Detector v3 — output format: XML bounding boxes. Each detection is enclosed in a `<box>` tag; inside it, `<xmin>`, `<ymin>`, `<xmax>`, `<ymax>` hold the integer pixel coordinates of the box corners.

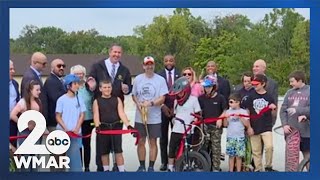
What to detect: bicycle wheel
<box><xmin>298</xmin><ymin>157</ymin><xmax>310</xmax><ymax>172</ymax></box>
<box><xmin>198</xmin><ymin>149</ymin><xmax>211</xmax><ymax>168</ymax></box>
<box><xmin>175</xmin><ymin>151</ymin><xmax>210</xmax><ymax>172</ymax></box>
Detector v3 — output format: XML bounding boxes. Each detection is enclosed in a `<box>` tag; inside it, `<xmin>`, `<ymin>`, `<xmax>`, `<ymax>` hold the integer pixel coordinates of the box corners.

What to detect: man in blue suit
<box><xmin>9</xmin><ymin>60</ymin><xmax>20</xmax><ymax>148</ymax></box>
<box><xmin>20</xmin><ymin>52</ymin><xmax>47</xmax><ymax>97</ymax></box>
<box><xmin>20</xmin><ymin>52</ymin><xmax>47</xmax><ymax>116</ymax></box>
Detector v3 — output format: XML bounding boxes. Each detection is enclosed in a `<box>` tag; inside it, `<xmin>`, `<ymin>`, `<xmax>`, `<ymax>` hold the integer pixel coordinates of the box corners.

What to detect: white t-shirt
<box><xmin>132</xmin><ymin>73</ymin><xmax>168</xmax><ymax>124</ymax></box>
<box><xmin>226</xmin><ymin>108</ymin><xmax>249</xmax><ymax>138</ymax></box>
<box><xmin>56</xmin><ymin>94</ymin><xmax>86</xmax><ymax>132</ymax></box>
<box><xmin>173</xmin><ymin>96</ymin><xmax>201</xmax><ymax>134</ymax></box>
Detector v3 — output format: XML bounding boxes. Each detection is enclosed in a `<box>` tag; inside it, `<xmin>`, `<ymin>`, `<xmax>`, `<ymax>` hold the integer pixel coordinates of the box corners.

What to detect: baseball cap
<box><xmin>251</xmin><ymin>74</ymin><xmax>268</xmax><ymax>85</ymax></box>
<box><xmin>143</xmin><ymin>56</ymin><xmax>155</xmax><ymax>65</ymax></box>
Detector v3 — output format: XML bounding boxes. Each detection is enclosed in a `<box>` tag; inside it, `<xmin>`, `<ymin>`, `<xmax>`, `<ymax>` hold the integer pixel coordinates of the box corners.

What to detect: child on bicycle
<box><xmin>223</xmin><ymin>93</ymin><xmax>254</xmax><ymax>172</ymax></box>
<box><xmin>280</xmin><ymin>71</ymin><xmax>310</xmax><ymax>171</ymax></box>
<box><xmin>93</xmin><ymin>80</ymin><xmax>133</xmax><ymax>172</ymax></box>
<box><xmin>167</xmin><ymin>76</ymin><xmax>201</xmax><ymax>172</ymax></box>
<box><xmin>198</xmin><ymin>75</ymin><xmax>227</xmax><ymax>172</ymax></box>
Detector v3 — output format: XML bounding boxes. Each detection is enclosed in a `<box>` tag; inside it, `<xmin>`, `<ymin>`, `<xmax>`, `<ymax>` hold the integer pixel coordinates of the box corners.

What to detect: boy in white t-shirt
<box><xmin>167</xmin><ymin>76</ymin><xmax>201</xmax><ymax>172</ymax></box>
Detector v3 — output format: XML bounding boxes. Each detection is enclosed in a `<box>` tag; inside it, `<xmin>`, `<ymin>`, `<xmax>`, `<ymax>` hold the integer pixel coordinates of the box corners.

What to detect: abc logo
<box><xmin>45</xmin><ymin>130</ymin><xmax>70</xmax><ymax>155</ymax></box>
<box><xmin>48</xmin><ymin>137</ymin><xmax>69</xmax><ymax>146</ymax></box>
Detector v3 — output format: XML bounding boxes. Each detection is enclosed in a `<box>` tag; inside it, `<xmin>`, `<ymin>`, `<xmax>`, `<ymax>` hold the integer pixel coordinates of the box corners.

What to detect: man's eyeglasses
<box><xmin>57</xmin><ymin>64</ymin><xmax>66</xmax><ymax>68</ymax></box>
<box><xmin>183</xmin><ymin>73</ymin><xmax>192</xmax><ymax>76</ymax></box>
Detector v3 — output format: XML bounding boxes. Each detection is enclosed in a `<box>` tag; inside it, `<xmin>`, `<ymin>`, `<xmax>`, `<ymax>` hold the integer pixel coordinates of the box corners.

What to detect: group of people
<box><xmin>9</xmin><ymin>44</ymin><xmax>310</xmax><ymax>172</ymax></box>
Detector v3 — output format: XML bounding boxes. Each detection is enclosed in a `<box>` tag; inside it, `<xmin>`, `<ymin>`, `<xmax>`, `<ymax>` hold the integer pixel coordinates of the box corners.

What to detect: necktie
<box><xmin>111</xmin><ymin>64</ymin><xmax>116</xmax><ymax>82</ymax></box>
<box><xmin>168</xmin><ymin>71</ymin><xmax>173</xmax><ymax>90</ymax></box>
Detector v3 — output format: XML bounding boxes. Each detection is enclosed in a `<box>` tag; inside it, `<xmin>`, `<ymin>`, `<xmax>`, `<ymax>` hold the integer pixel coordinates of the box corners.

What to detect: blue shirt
<box><xmin>30</xmin><ymin>66</ymin><xmax>42</xmax><ymax>80</ymax></box>
<box><xmin>9</xmin><ymin>81</ymin><xmax>17</xmax><ymax>113</ymax></box>
<box><xmin>56</xmin><ymin>94</ymin><xmax>86</xmax><ymax>132</ymax></box>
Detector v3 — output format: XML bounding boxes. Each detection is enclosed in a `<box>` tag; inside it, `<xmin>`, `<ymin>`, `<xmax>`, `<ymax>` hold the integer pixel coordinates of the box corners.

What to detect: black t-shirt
<box><xmin>238</xmin><ymin>87</ymin><xmax>255</xmax><ymax>108</ymax></box>
<box><xmin>242</xmin><ymin>91</ymin><xmax>275</xmax><ymax>135</ymax></box>
<box><xmin>198</xmin><ymin>93</ymin><xmax>227</xmax><ymax>127</ymax></box>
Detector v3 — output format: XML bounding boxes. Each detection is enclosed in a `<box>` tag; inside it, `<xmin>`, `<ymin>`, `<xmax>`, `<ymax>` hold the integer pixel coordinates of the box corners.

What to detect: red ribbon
<box><xmin>10</xmin><ymin>130</ymin><xmax>140</xmax><ymax>145</ymax></box>
<box><xmin>95</xmin><ymin>129</ymin><xmax>140</xmax><ymax>145</ymax></box>
<box><xmin>9</xmin><ymin>133</ymin><xmax>49</xmax><ymax>141</ymax></box>
<box><xmin>176</xmin><ymin>107</ymin><xmax>272</xmax><ymax>159</ymax></box>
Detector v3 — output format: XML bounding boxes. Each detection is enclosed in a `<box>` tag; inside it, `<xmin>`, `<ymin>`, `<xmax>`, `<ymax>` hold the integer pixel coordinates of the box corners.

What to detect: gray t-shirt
<box><xmin>226</xmin><ymin>108</ymin><xmax>249</xmax><ymax>138</ymax></box>
<box><xmin>280</xmin><ymin>85</ymin><xmax>310</xmax><ymax>138</ymax></box>
<box><xmin>132</xmin><ymin>73</ymin><xmax>168</xmax><ymax>124</ymax></box>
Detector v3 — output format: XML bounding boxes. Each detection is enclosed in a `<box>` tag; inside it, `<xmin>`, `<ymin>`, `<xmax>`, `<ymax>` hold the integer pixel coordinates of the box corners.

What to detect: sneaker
<box><xmin>137</xmin><ymin>166</ymin><xmax>146</xmax><ymax>172</ymax></box>
<box><xmin>85</xmin><ymin>168</ymin><xmax>90</xmax><ymax>172</ymax></box>
<box><xmin>212</xmin><ymin>168</ymin><xmax>221</xmax><ymax>172</ymax></box>
<box><xmin>160</xmin><ymin>164</ymin><xmax>167</xmax><ymax>171</ymax></box>
<box><xmin>167</xmin><ymin>169</ymin><xmax>174</xmax><ymax>172</ymax></box>
<box><xmin>147</xmin><ymin>167</ymin><xmax>155</xmax><ymax>172</ymax></box>
<box><xmin>104</xmin><ymin>170</ymin><xmax>110</xmax><ymax>172</ymax></box>
<box><xmin>265</xmin><ymin>167</ymin><xmax>277</xmax><ymax>172</ymax></box>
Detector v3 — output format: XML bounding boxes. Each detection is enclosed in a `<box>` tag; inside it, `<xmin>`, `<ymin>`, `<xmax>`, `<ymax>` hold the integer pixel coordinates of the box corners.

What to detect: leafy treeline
<box><xmin>10</xmin><ymin>8</ymin><xmax>309</xmax><ymax>95</ymax></box>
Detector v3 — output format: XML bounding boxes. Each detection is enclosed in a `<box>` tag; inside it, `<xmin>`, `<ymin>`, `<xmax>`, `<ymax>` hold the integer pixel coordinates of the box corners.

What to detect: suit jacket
<box><xmin>157</xmin><ymin>68</ymin><xmax>180</xmax><ymax>108</ymax></box>
<box><xmin>89</xmin><ymin>58</ymin><xmax>132</xmax><ymax>102</ymax></box>
<box><xmin>12</xmin><ymin>79</ymin><xmax>20</xmax><ymax>103</ymax></box>
<box><xmin>20</xmin><ymin>67</ymin><xmax>45</xmax><ymax>116</ymax></box>
<box><xmin>43</xmin><ymin>73</ymin><xmax>67</xmax><ymax>127</ymax></box>
<box><xmin>266</xmin><ymin>76</ymin><xmax>279</xmax><ymax>105</ymax></box>
<box><xmin>21</xmin><ymin>67</ymin><xmax>43</xmax><ymax>97</ymax></box>
<box><xmin>217</xmin><ymin>75</ymin><xmax>231</xmax><ymax>103</ymax></box>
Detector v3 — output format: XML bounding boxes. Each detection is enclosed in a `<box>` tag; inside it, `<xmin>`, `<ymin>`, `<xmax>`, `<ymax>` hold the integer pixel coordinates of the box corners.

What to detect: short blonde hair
<box><xmin>70</xmin><ymin>64</ymin><xmax>86</xmax><ymax>76</ymax></box>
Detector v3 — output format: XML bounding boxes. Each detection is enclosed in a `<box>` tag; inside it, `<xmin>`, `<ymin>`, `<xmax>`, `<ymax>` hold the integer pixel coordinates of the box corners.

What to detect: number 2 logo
<box><xmin>14</xmin><ymin>110</ymin><xmax>50</xmax><ymax>155</ymax></box>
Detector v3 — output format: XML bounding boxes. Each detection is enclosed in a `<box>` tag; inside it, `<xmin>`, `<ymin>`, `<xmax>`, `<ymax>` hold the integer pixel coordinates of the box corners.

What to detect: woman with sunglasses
<box><xmin>181</xmin><ymin>67</ymin><xmax>203</xmax><ymax>97</ymax></box>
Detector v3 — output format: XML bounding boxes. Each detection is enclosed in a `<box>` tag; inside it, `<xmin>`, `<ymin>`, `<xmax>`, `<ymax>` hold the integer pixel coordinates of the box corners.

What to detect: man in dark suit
<box><xmin>9</xmin><ymin>60</ymin><xmax>20</xmax><ymax>148</ymax></box>
<box><xmin>21</xmin><ymin>52</ymin><xmax>47</xmax><ymax>97</ymax></box>
<box><xmin>88</xmin><ymin>44</ymin><xmax>132</xmax><ymax>171</ymax></box>
<box><xmin>43</xmin><ymin>59</ymin><xmax>66</xmax><ymax>131</ymax></box>
<box><xmin>89</xmin><ymin>44</ymin><xmax>132</xmax><ymax>101</ymax></box>
<box><xmin>205</xmin><ymin>61</ymin><xmax>231</xmax><ymax>103</ymax></box>
<box><xmin>157</xmin><ymin>55</ymin><xmax>180</xmax><ymax>171</ymax></box>
<box><xmin>253</xmin><ymin>59</ymin><xmax>279</xmax><ymax>126</ymax></box>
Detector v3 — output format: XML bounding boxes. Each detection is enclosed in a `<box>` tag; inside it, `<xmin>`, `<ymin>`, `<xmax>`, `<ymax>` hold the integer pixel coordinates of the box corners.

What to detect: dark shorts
<box><xmin>134</xmin><ymin>122</ymin><xmax>162</xmax><ymax>138</ymax></box>
<box><xmin>300</xmin><ymin>137</ymin><xmax>310</xmax><ymax>152</ymax></box>
<box><xmin>96</xmin><ymin>124</ymin><xmax>123</xmax><ymax>155</ymax></box>
<box><xmin>168</xmin><ymin>132</ymin><xmax>183</xmax><ymax>158</ymax></box>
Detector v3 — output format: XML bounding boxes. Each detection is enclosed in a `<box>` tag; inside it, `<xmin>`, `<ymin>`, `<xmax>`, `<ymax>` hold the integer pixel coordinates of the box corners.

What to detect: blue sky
<box><xmin>10</xmin><ymin>8</ymin><xmax>310</xmax><ymax>39</ymax></box>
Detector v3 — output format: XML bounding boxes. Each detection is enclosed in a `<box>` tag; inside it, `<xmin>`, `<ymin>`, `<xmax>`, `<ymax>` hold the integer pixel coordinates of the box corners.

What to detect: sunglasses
<box><xmin>229</xmin><ymin>100</ymin><xmax>238</xmax><ymax>104</ymax></box>
<box><xmin>183</xmin><ymin>73</ymin><xmax>192</xmax><ymax>76</ymax></box>
<box><xmin>57</xmin><ymin>64</ymin><xmax>66</xmax><ymax>68</ymax></box>
<box><xmin>37</xmin><ymin>62</ymin><xmax>47</xmax><ymax>66</ymax></box>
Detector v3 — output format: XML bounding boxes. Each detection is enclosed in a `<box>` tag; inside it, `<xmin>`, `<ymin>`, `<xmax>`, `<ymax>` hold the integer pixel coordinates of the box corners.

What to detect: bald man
<box><xmin>252</xmin><ymin>59</ymin><xmax>279</xmax><ymax>126</ymax></box>
<box><xmin>20</xmin><ymin>52</ymin><xmax>47</xmax><ymax>97</ymax></box>
<box><xmin>42</xmin><ymin>59</ymin><xmax>67</xmax><ymax>129</ymax></box>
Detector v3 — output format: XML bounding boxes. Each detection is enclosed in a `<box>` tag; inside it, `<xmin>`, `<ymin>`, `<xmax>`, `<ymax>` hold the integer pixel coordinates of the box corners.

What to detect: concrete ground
<box><xmin>84</xmin><ymin>96</ymin><xmax>304</xmax><ymax>172</ymax></box>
